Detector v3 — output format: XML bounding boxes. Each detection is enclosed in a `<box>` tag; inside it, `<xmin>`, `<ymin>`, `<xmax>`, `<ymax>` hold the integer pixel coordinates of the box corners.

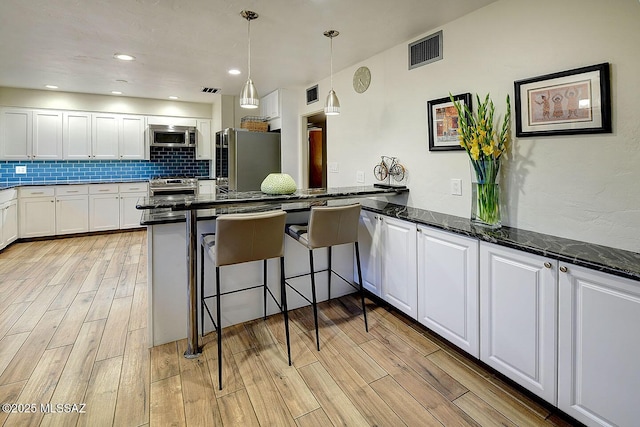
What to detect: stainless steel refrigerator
<box><xmin>214</xmin><ymin>128</ymin><xmax>281</xmax><ymax>192</ymax></box>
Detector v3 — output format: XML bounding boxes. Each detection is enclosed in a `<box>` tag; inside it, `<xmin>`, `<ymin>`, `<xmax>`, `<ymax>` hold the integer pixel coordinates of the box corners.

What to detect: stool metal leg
<box><xmin>263</xmin><ymin>260</ymin><xmax>268</xmax><ymax>320</ymax></box>
<box><xmin>200</xmin><ymin>244</ymin><xmax>204</xmax><ymax>337</ymax></box>
<box><xmin>327</xmin><ymin>246</ymin><xmax>332</xmax><ymax>301</ymax></box>
<box><xmin>355</xmin><ymin>242</ymin><xmax>368</xmax><ymax>332</ymax></box>
<box><xmin>216</xmin><ymin>266</ymin><xmax>223</xmax><ymax>390</ymax></box>
<box><xmin>280</xmin><ymin>256</ymin><xmax>292</xmax><ymax>366</ymax></box>
<box><xmin>309</xmin><ymin>249</ymin><xmax>320</xmax><ymax>351</ymax></box>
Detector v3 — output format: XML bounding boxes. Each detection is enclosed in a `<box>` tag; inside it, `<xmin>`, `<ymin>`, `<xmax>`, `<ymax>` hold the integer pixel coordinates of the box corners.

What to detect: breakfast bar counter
<box><xmin>136</xmin><ymin>186</ymin><xmax>408</xmax><ymax>355</ymax></box>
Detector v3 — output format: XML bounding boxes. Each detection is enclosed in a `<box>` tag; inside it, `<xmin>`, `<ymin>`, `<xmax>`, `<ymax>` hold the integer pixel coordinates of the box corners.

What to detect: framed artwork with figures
<box><xmin>514</xmin><ymin>63</ymin><xmax>611</xmax><ymax>137</ymax></box>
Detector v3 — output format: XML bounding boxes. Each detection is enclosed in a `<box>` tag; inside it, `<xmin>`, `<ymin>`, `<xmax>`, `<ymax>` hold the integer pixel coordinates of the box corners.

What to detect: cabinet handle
<box><xmin>31</xmin><ymin>191</ymin><xmax>44</xmax><ymax>195</ymax></box>
<box><xmin>98</xmin><ymin>189</ymin><xmax>110</xmax><ymax>192</ymax></box>
<box><xmin>544</xmin><ymin>262</ymin><xmax>552</xmax><ymax>269</ymax></box>
<box><xmin>67</xmin><ymin>190</ymin><xmax>79</xmax><ymax>193</ymax></box>
<box><xmin>559</xmin><ymin>266</ymin><xmax>568</xmax><ymax>273</ymax></box>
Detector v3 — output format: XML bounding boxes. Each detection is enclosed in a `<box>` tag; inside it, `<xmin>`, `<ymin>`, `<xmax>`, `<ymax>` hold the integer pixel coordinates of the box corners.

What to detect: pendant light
<box><xmin>324</xmin><ymin>30</ymin><xmax>340</xmax><ymax>116</ymax></box>
<box><xmin>239</xmin><ymin>10</ymin><xmax>259</xmax><ymax>109</ymax></box>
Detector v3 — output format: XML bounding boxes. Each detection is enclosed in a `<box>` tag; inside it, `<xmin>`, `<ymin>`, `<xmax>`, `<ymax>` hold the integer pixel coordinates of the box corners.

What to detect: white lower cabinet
<box><xmin>355</xmin><ymin>210</ymin><xmax>383</xmax><ymax>297</ymax></box>
<box><xmin>355</xmin><ymin>213</ymin><xmax>418</xmax><ymax>318</ymax></box>
<box><xmin>89</xmin><ymin>183</ymin><xmax>147</xmax><ymax>231</ymax></box>
<box><xmin>89</xmin><ymin>185</ymin><xmax>120</xmax><ymax>231</ymax></box>
<box><xmin>417</xmin><ymin>226</ymin><xmax>479</xmax><ymax>357</ymax></box>
<box><xmin>558</xmin><ymin>264</ymin><xmax>640</xmax><ymax>427</ymax></box>
<box><xmin>119</xmin><ymin>183</ymin><xmax>147</xmax><ymax>229</ymax></box>
<box><xmin>1</xmin><ymin>190</ymin><xmax>18</xmax><ymax>250</ymax></box>
<box><xmin>19</xmin><ymin>187</ymin><xmax>56</xmax><ymax>238</ymax></box>
<box><xmin>480</xmin><ymin>242</ymin><xmax>558</xmax><ymax>404</ymax></box>
<box><xmin>55</xmin><ymin>186</ymin><xmax>89</xmax><ymax>235</ymax></box>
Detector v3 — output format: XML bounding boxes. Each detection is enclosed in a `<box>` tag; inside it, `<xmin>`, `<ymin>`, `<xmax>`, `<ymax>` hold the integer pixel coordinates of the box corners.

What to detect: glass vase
<box><xmin>470</xmin><ymin>160</ymin><xmax>501</xmax><ymax>229</ymax></box>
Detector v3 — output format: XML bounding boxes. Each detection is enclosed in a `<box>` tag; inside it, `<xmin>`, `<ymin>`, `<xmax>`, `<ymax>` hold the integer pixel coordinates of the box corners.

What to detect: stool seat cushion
<box><xmin>286</xmin><ymin>224</ymin><xmax>309</xmax><ymax>247</ymax></box>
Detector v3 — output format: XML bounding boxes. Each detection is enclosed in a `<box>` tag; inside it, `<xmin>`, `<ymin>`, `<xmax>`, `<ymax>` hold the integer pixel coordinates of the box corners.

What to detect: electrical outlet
<box><xmin>15</xmin><ymin>165</ymin><xmax>27</xmax><ymax>174</ymax></box>
<box><xmin>356</xmin><ymin>171</ymin><xmax>365</xmax><ymax>183</ymax></box>
<box><xmin>329</xmin><ymin>162</ymin><xmax>339</xmax><ymax>173</ymax></box>
<box><xmin>451</xmin><ymin>178</ymin><xmax>462</xmax><ymax>196</ymax></box>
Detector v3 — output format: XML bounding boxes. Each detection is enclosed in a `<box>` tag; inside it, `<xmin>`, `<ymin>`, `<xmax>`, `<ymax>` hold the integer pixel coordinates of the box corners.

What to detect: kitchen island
<box><xmin>136</xmin><ymin>186</ymin><xmax>408</xmax><ymax>355</ymax></box>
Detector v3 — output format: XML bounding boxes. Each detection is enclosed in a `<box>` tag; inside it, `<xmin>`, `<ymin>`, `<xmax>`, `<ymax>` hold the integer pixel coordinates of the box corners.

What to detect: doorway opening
<box><xmin>306</xmin><ymin>113</ymin><xmax>327</xmax><ymax>189</ymax></box>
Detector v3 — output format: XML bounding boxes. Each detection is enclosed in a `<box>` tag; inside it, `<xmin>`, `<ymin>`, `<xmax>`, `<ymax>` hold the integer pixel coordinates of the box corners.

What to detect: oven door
<box><xmin>149</xmin><ymin>187</ymin><xmax>197</xmax><ymax>198</ymax></box>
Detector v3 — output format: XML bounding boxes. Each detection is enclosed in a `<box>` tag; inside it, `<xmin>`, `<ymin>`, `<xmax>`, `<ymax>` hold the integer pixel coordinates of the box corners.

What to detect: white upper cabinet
<box><xmin>260</xmin><ymin>90</ymin><xmax>280</xmax><ymax>120</ymax></box>
<box><xmin>119</xmin><ymin>115</ymin><xmax>146</xmax><ymax>160</ymax></box>
<box><xmin>196</xmin><ymin>119</ymin><xmax>212</xmax><ymax>160</ymax></box>
<box><xmin>63</xmin><ymin>111</ymin><xmax>92</xmax><ymax>159</ymax></box>
<box><xmin>92</xmin><ymin>114</ymin><xmax>120</xmax><ymax>160</ymax></box>
<box><xmin>1</xmin><ymin>108</ymin><xmax>63</xmax><ymax>160</ymax></box>
<box><xmin>32</xmin><ymin>110</ymin><xmax>63</xmax><ymax>159</ymax></box>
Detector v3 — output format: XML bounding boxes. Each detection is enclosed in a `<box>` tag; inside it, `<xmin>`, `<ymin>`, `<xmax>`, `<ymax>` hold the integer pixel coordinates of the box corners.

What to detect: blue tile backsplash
<box><xmin>0</xmin><ymin>147</ymin><xmax>210</xmax><ymax>185</ymax></box>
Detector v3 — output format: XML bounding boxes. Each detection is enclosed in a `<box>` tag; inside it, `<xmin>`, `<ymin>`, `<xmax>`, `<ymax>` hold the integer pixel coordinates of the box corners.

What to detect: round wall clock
<box><xmin>353</xmin><ymin>66</ymin><xmax>371</xmax><ymax>93</ymax></box>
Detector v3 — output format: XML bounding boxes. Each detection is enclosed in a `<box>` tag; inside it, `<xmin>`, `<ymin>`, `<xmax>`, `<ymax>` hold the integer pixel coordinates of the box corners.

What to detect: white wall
<box><xmin>0</xmin><ymin>87</ymin><xmax>214</xmax><ymax>118</ymax></box>
<box><xmin>297</xmin><ymin>0</ymin><xmax>640</xmax><ymax>253</ymax></box>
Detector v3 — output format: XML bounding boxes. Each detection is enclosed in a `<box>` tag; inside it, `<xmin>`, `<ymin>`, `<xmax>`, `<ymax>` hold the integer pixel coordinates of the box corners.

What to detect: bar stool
<box><xmin>285</xmin><ymin>203</ymin><xmax>368</xmax><ymax>351</ymax></box>
<box><xmin>200</xmin><ymin>210</ymin><xmax>291</xmax><ymax>390</ymax></box>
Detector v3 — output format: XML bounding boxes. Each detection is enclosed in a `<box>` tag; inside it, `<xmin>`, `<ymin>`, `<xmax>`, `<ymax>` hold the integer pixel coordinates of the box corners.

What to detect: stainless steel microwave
<box><xmin>149</xmin><ymin>124</ymin><xmax>197</xmax><ymax>147</ymax></box>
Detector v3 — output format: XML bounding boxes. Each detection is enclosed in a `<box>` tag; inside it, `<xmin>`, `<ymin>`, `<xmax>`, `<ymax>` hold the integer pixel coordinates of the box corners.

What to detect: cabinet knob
<box><xmin>559</xmin><ymin>265</ymin><xmax>568</xmax><ymax>273</ymax></box>
<box><xmin>544</xmin><ymin>262</ymin><xmax>552</xmax><ymax>269</ymax></box>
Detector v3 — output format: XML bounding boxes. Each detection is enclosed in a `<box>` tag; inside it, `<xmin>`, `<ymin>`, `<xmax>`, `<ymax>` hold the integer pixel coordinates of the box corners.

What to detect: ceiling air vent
<box><xmin>201</xmin><ymin>87</ymin><xmax>221</xmax><ymax>94</ymax></box>
<box><xmin>408</xmin><ymin>30</ymin><xmax>443</xmax><ymax>70</ymax></box>
<box><xmin>306</xmin><ymin>85</ymin><xmax>319</xmax><ymax>104</ymax></box>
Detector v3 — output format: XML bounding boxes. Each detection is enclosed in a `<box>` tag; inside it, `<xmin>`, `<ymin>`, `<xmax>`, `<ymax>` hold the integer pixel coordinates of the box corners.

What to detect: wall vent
<box><xmin>408</xmin><ymin>30</ymin><xmax>443</xmax><ymax>70</ymax></box>
<box><xmin>201</xmin><ymin>87</ymin><xmax>221</xmax><ymax>94</ymax></box>
<box><xmin>306</xmin><ymin>85</ymin><xmax>319</xmax><ymax>104</ymax></box>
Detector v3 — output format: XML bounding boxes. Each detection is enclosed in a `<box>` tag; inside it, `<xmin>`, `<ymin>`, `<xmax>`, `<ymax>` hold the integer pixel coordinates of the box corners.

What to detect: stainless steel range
<box><xmin>148</xmin><ymin>177</ymin><xmax>198</xmax><ymax>198</ymax></box>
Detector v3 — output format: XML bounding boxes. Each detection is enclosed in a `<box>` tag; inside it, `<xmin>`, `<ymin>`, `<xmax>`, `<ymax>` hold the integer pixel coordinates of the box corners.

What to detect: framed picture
<box><xmin>514</xmin><ymin>63</ymin><xmax>611</xmax><ymax>137</ymax></box>
<box><xmin>427</xmin><ymin>93</ymin><xmax>471</xmax><ymax>151</ymax></box>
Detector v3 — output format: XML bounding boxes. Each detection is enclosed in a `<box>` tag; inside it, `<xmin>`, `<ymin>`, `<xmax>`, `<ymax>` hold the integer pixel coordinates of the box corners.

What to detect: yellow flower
<box><xmin>470</xmin><ymin>144</ymin><xmax>480</xmax><ymax>160</ymax></box>
<box><xmin>482</xmin><ymin>143</ymin><xmax>494</xmax><ymax>157</ymax></box>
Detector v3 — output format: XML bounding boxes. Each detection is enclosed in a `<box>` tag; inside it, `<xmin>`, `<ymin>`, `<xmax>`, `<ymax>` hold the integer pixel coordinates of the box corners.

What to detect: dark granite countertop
<box><xmin>359</xmin><ymin>199</ymin><xmax>640</xmax><ymax>282</ymax></box>
<box><xmin>0</xmin><ymin>179</ymin><xmax>148</xmax><ymax>190</ymax></box>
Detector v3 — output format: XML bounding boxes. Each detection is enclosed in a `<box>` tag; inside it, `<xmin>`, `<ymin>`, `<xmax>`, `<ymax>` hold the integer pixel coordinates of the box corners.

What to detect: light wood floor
<box><xmin>0</xmin><ymin>231</ymin><xmax>577</xmax><ymax>427</ymax></box>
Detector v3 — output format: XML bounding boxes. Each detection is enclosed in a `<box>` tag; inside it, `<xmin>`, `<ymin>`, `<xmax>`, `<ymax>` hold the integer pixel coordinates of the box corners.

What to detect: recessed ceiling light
<box><xmin>228</xmin><ymin>69</ymin><xmax>241</xmax><ymax>75</ymax></box>
<box><xmin>111</xmin><ymin>91</ymin><xmax>123</xmax><ymax>95</ymax></box>
<box><xmin>45</xmin><ymin>85</ymin><xmax>58</xmax><ymax>89</ymax></box>
<box><xmin>113</xmin><ymin>53</ymin><xmax>136</xmax><ymax>61</ymax></box>
<box><xmin>168</xmin><ymin>96</ymin><xmax>179</xmax><ymax>100</ymax></box>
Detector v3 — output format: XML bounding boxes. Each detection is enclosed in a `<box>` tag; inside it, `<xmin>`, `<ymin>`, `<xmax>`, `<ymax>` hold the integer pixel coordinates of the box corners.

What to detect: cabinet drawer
<box><xmin>0</xmin><ymin>188</ymin><xmax>18</xmax><ymax>204</ymax></box>
<box><xmin>119</xmin><ymin>182</ymin><xmax>148</xmax><ymax>193</ymax></box>
<box><xmin>89</xmin><ymin>184</ymin><xmax>119</xmax><ymax>194</ymax></box>
<box><xmin>19</xmin><ymin>186</ymin><xmax>55</xmax><ymax>198</ymax></box>
<box><xmin>56</xmin><ymin>185</ymin><xmax>89</xmax><ymax>196</ymax></box>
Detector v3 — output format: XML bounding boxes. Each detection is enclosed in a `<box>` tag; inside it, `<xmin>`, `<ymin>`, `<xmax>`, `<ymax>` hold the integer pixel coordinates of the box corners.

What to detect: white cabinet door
<box><xmin>119</xmin><ymin>192</ymin><xmax>145</xmax><ymax>229</ymax></box>
<box><xmin>558</xmin><ymin>264</ymin><xmax>640</xmax><ymax>427</ymax></box>
<box><xmin>89</xmin><ymin>194</ymin><xmax>120</xmax><ymax>231</ymax></box>
<box><xmin>1</xmin><ymin>108</ymin><xmax>32</xmax><ymax>159</ymax></box>
<box><xmin>92</xmin><ymin>114</ymin><xmax>119</xmax><ymax>159</ymax></box>
<box><xmin>260</xmin><ymin>90</ymin><xmax>280</xmax><ymax>119</ymax></box>
<box><xmin>418</xmin><ymin>226</ymin><xmax>479</xmax><ymax>357</ymax></box>
<box><xmin>196</xmin><ymin>119</ymin><xmax>212</xmax><ymax>160</ymax></box>
<box><xmin>355</xmin><ymin>210</ymin><xmax>382</xmax><ymax>297</ymax></box>
<box><xmin>120</xmin><ymin>115</ymin><xmax>146</xmax><ymax>160</ymax></box>
<box><xmin>63</xmin><ymin>111</ymin><xmax>92</xmax><ymax>159</ymax></box>
<box><xmin>32</xmin><ymin>110</ymin><xmax>63</xmax><ymax>159</ymax></box>
<box><xmin>55</xmin><ymin>195</ymin><xmax>89</xmax><ymax>235</ymax></box>
<box><xmin>19</xmin><ymin>197</ymin><xmax>56</xmax><ymax>238</ymax></box>
<box><xmin>2</xmin><ymin>200</ymin><xmax>18</xmax><ymax>247</ymax></box>
<box><xmin>480</xmin><ymin>242</ymin><xmax>557</xmax><ymax>404</ymax></box>
<box><xmin>381</xmin><ymin>216</ymin><xmax>417</xmax><ymax>319</ymax></box>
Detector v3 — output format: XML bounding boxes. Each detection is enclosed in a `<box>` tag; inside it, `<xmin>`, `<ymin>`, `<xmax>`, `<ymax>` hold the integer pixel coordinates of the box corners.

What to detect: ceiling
<box><xmin>0</xmin><ymin>0</ymin><xmax>497</xmax><ymax>104</ymax></box>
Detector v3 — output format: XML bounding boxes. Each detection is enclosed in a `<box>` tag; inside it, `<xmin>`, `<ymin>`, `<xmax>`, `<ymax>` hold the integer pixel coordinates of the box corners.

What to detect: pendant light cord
<box><xmin>247</xmin><ymin>18</ymin><xmax>252</xmax><ymax>79</ymax></box>
<box><xmin>330</xmin><ymin>36</ymin><xmax>334</xmax><ymax>90</ymax></box>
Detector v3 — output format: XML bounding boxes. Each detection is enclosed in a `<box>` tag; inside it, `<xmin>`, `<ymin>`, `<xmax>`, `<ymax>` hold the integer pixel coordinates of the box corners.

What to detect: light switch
<box><xmin>16</xmin><ymin>165</ymin><xmax>27</xmax><ymax>174</ymax></box>
<box><xmin>329</xmin><ymin>162</ymin><xmax>339</xmax><ymax>173</ymax></box>
<box><xmin>451</xmin><ymin>178</ymin><xmax>462</xmax><ymax>196</ymax></box>
<box><xmin>356</xmin><ymin>171</ymin><xmax>365</xmax><ymax>183</ymax></box>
